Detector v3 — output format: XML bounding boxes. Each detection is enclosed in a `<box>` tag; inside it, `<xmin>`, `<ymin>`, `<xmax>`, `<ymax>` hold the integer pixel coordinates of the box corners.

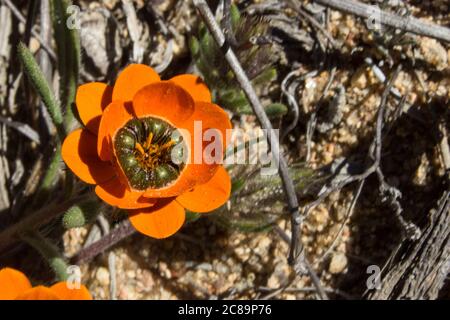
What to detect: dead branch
<box><xmin>367</xmin><ymin>190</ymin><xmax>450</xmax><ymax>299</ymax></box>
<box><xmin>1</xmin><ymin>0</ymin><xmax>56</xmax><ymax>60</ymax></box>
<box><xmin>313</xmin><ymin>0</ymin><xmax>450</xmax><ymax>43</ymax></box>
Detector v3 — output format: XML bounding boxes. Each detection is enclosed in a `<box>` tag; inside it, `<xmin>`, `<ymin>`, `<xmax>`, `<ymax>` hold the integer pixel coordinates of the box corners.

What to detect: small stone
<box><xmin>330</xmin><ymin>11</ymin><xmax>342</xmax><ymax>21</ymax></box>
<box><xmin>196</xmin><ymin>263</ymin><xmax>213</xmax><ymax>271</ymax></box>
<box><xmin>141</xmin><ymin>270</ymin><xmax>154</xmax><ymax>288</ymax></box>
<box><xmin>267</xmin><ymin>274</ymin><xmax>280</xmax><ymax>288</ymax></box>
<box><xmin>346</xmin><ymin>110</ymin><xmax>359</xmax><ymax>127</ymax></box>
<box><xmin>214</xmin><ymin>262</ymin><xmax>229</xmax><ymax>274</ymax></box>
<box><xmin>413</xmin><ymin>154</ymin><xmax>429</xmax><ymax>186</ymax></box>
<box><xmin>103</xmin><ymin>0</ymin><xmax>119</xmax><ymax>10</ymax></box>
<box><xmin>351</xmin><ymin>67</ymin><xmax>369</xmax><ymax>89</ymax></box>
<box><xmin>314</xmin><ymin>205</ymin><xmax>330</xmax><ymax>224</ymax></box>
<box><xmin>96</xmin><ymin>267</ymin><xmax>110</xmax><ymax>286</ymax></box>
<box><xmin>29</xmin><ymin>38</ymin><xmax>40</xmax><ymax>54</ymax></box>
<box><xmin>159</xmin><ymin>262</ymin><xmax>172</xmax><ymax>278</ymax></box>
<box><xmin>328</xmin><ymin>252</ymin><xmax>348</xmax><ymax>274</ymax></box>
<box><xmin>419</xmin><ymin>38</ymin><xmax>448</xmax><ymax>71</ymax></box>
<box><xmin>140</xmin><ymin>248</ymin><xmax>150</xmax><ymax>258</ymax></box>
<box><xmin>345</xmin><ymin>17</ymin><xmax>355</xmax><ymax>29</ymax></box>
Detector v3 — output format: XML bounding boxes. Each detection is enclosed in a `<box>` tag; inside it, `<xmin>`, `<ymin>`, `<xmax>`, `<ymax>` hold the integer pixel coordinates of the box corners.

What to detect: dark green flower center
<box><xmin>114</xmin><ymin>117</ymin><xmax>186</xmax><ymax>190</ymax></box>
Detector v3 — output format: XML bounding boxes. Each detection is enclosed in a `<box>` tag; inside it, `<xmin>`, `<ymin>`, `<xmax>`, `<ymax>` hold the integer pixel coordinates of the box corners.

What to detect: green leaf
<box><xmin>33</xmin><ymin>145</ymin><xmax>62</xmax><ymax>206</ymax></box>
<box><xmin>198</xmin><ymin>31</ymin><xmax>222</xmax><ymax>76</ymax></box>
<box><xmin>224</xmin><ymin>137</ymin><xmax>260</xmax><ymax>164</ymax></box>
<box><xmin>210</xmin><ymin>164</ymin><xmax>319</xmax><ymax>233</ymax></box>
<box><xmin>251</xmin><ymin>68</ymin><xmax>277</xmax><ymax>86</ymax></box>
<box><xmin>219</xmin><ymin>88</ymin><xmax>252</xmax><ymax>114</ymax></box>
<box><xmin>230</xmin><ymin>3</ymin><xmax>241</xmax><ymax>30</ymax></box>
<box><xmin>264</xmin><ymin>103</ymin><xmax>288</xmax><ymax>118</ymax></box>
<box><xmin>212</xmin><ymin>213</ymin><xmax>275</xmax><ymax>233</ymax></box>
<box><xmin>185</xmin><ymin>211</ymin><xmax>201</xmax><ymax>224</ymax></box>
<box><xmin>50</xmin><ymin>0</ymin><xmax>80</xmax><ymax>131</ymax></box>
<box><xmin>231</xmin><ymin>178</ymin><xmax>246</xmax><ymax>194</ymax></box>
<box><xmin>17</xmin><ymin>42</ymin><xmax>65</xmax><ymax>140</ymax></box>
<box><xmin>188</xmin><ymin>36</ymin><xmax>200</xmax><ymax>58</ymax></box>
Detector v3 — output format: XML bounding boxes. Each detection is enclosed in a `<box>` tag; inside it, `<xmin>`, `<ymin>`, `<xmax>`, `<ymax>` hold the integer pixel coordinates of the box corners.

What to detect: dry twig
<box><xmin>192</xmin><ymin>0</ymin><xmax>301</xmax><ymax>267</ymax></box>
<box><xmin>1</xmin><ymin>0</ymin><xmax>57</xmax><ymax>60</ymax></box>
<box><xmin>314</xmin><ymin>0</ymin><xmax>450</xmax><ymax>43</ymax></box>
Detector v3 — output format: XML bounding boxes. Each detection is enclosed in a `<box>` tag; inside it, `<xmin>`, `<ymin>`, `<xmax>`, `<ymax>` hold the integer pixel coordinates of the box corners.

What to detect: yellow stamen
<box><xmin>160</xmin><ymin>140</ymin><xmax>176</xmax><ymax>150</ymax></box>
<box><xmin>145</xmin><ymin>132</ymin><xmax>153</xmax><ymax>149</ymax></box>
<box><xmin>135</xmin><ymin>143</ymin><xmax>145</xmax><ymax>155</ymax></box>
<box><xmin>134</xmin><ymin>136</ymin><xmax>176</xmax><ymax>171</ymax></box>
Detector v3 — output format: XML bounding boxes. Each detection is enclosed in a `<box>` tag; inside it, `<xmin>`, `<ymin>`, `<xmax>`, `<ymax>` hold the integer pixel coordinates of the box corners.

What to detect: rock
<box><xmin>96</xmin><ymin>267</ymin><xmax>110</xmax><ymax>286</ymax></box>
<box><xmin>196</xmin><ymin>263</ymin><xmax>213</xmax><ymax>271</ymax></box>
<box><xmin>267</xmin><ymin>262</ymin><xmax>287</xmax><ymax>287</ymax></box>
<box><xmin>103</xmin><ymin>0</ymin><xmax>119</xmax><ymax>10</ymax></box>
<box><xmin>351</xmin><ymin>67</ymin><xmax>369</xmax><ymax>89</ymax></box>
<box><xmin>29</xmin><ymin>38</ymin><xmax>40</xmax><ymax>54</ymax></box>
<box><xmin>214</xmin><ymin>262</ymin><xmax>229</xmax><ymax>274</ymax></box>
<box><xmin>413</xmin><ymin>154</ymin><xmax>429</xmax><ymax>186</ymax></box>
<box><xmin>419</xmin><ymin>38</ymin><xmax>448</xmax><ymax>71</ymax></box>
<box><xmin>158</xmin><ymin>262</ymin><xmax>172</xmax><ymax>278</ymax></box>
<box><xmin>328</xmin><ymin>252</ymin><xmax>348</xmax><ymax>274</ymax></box>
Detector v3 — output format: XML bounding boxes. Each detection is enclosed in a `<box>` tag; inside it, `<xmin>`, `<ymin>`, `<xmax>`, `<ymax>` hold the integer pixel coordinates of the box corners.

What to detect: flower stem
<box><xmin>21</xmin><ymin>230</ymin><xmax>69</xmax><ymax>282</ymax></box>
<box><xmin>50</xmin><ymin>0</ymin><xmax>80</xmax><ymax>131</ymax></box>
<box><xmin>32</xmin><ymin>144</ymin><xmax>62</xmax><ymax>206</ymax></box>
<box><xmin>0</xmin><ymin>194</ymin><xmax>90</xmax><ymax>253</ymax></box>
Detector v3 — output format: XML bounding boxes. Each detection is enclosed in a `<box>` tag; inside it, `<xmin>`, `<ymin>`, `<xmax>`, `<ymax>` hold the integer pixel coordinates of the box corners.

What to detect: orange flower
<box><xmin>0</xmin><ymin>268</ymin><xmax>92</xmax><ymax>300</ymax></box>
<box><xmin>62</xmin><ymin>64</ymin><xmax>232</xmax><ymax>239</ymax></box>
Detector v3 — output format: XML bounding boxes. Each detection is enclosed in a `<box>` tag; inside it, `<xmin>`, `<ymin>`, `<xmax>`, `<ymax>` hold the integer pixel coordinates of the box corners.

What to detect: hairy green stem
<box><xmin>0</xmin><ymin>194</ymin><xmax>90</xmax><ymax>253</ymax></box>
<box><xmin>50</xmin><ymin>0</ymin><xmax>80</xmax><ymax>131</ymax></box>
<box><xmin>17</xmin><ymin>42</ymin><xmax>65</xmax><ymax>140</ymax></box>
<box><xmin>21</xmin><ymin>230</ymin><xmax>69</xmax><ymax>281</ymax></box>
<box><xmin>33</xmin><ymin>144</ymin><xmax>62</xmax><ymax>205</ymax></box>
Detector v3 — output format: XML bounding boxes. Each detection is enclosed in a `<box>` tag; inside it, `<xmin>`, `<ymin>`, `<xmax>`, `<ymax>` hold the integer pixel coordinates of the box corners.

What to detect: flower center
<box><xmin>114</xmin><ymin>117</ymin><xmax>186</xmax><ymax>190</ymax></box>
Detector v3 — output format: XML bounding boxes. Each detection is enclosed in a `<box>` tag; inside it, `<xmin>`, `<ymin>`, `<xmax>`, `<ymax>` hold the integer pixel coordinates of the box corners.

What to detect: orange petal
<box><xmin>50</xmin><ymin>282</ymin><xmax>92</xmax><ymax>300</ymax></box>
<box><xmin>15</xmin><ymin>286</ymin><xmax>60</xmax><ymax>300</ymax></box>
<box><xmin>62</xmin><ymin>129</ymin><xmax>116</xmax><ymax>184</ymax></box>
<box><xmin>174</xmin><ymin>101</ymin><xmax>232</xmax><ymax>186</ymax></box>
<box><xmin>76</xmin><ymin>82</ymin><xmax>113</xmax><ymax>134</ymax></box>
<box><xmin>169</xmin><ymin>74</ymin><xmax>211</xmax><ymax>103</ymax></box>
<box><xmin>178</xmin><ymin>162</ymin><xmax>220</xmax><ymax>191</ymax></box>
<box><xmin>128</xmin><ymin>199</ymin><xmax>185</xmax><ymax>239</ymax></box>
<box><xmin>95</xmin><ymin>178</ymin><xmax>156</xmax><ymax>209</ymax></box>
<box><xmin>112</xmin><ymin>64</ymin><xmax>160</xmax><ymax>102</ymax></box>
<box><xmin>144</xmin><ymin>148</ymin><xmax>219</xmax><ymax>198</ymax></box>
<box><xmin>182</xmin><ymin>101</ymin><xmax>232</xmax><ymax>151</ymax></box>
<box><xmin>0</xmin><ymin>268</ymin><xmax>32</xmax><ymax>300</ymax></box>
<box><xmin>132</xmin><ymin>82</ymin><xmax>195</xmax><ymax>127</ymax></box>
<box><xmin>97</xmin><ymin>100</ymin><xmax>134</xmax><ymax>161</ymax></box>
<box><xmin>176</xmin><ymin>166</ymin><xmax>231</xmax><ymax>213</ymax></box>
